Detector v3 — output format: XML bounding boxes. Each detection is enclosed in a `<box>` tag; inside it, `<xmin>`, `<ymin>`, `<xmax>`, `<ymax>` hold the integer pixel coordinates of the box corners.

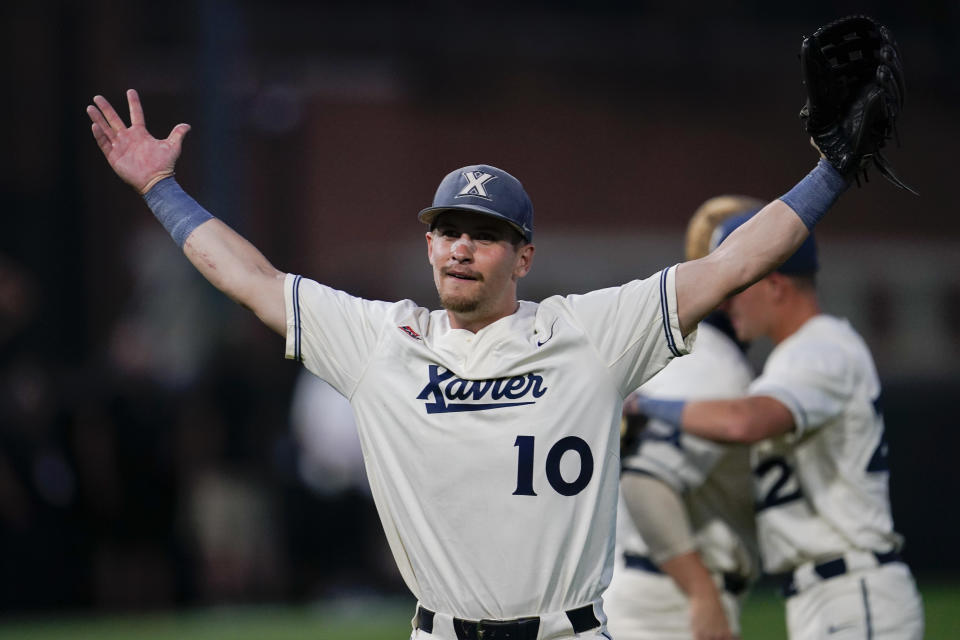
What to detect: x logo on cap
<box><xmin>457</xmin><ymin>171</ymin><xmax>498</xmax><ymax>199</ymax></box>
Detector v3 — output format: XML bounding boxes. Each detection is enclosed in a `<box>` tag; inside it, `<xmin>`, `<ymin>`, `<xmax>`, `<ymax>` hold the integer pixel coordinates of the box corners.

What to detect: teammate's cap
<box><xmin>711</xmin><ymin>212</ymin><xmax>819</xmax><ymax>274</ymax></box>
<box><xmin>418</xmin><ymin>164</ymin><xmax>534</xmax><ymax>242</ymax></box>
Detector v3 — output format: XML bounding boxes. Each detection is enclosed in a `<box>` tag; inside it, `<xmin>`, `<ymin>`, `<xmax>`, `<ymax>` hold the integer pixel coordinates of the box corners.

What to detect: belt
<box><xmin>623</xmin><ymin>552</ymin><xmax>749</xmax><ymax>596</ymax></box>
<box><xmin>782</xmin><ymin>549</ymin><xmax>902</xmax><ymax>598</ymax></box>
<box><xmin>416</xmin><ymin>604</ymin><xmax>600</xmax><ymax>640</ymax></box>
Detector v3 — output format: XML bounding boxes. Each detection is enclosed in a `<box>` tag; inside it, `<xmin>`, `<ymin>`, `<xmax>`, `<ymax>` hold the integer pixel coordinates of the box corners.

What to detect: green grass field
<box><xmin>0</xmin><ymin>580</ymin><xmax>955</xmax><ymax>639</ymax></box>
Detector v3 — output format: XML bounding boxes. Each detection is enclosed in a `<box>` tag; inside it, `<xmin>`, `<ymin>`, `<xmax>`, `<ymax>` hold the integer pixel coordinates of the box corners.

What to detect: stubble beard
<box><xmin>438</xmin><ymin>289</ymin><xmax>483</xmax><ymax>314</ymax></box>
<box><xmin>436</xmin><ymin>267</ymin><xmax>487</xmax><ymax>315</ymax></box>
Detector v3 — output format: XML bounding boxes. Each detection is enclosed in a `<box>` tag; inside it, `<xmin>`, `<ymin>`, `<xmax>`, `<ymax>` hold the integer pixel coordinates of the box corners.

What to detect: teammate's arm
<box><xmin>621</xmin><ymin>473</ymin><xmax>735</xmax><ymax>640</ymax></box>
<box><xmin>674</xmin><ymin>161</ymin><xmax>847</xmax><ymax>336</ymax></box>
<box><xmin>683</xmin><ymin>396</ymin><xmax>794</xmax><ymax>443</ymax></box>
<box><xmin>635</xmin><ymin>395</ymin><xmax>795</xmax><ymax>444</ymax></box>
<box><xmin>87</xmin><ymin>90</ymin><xmax>286</xmax><ymax>335</ymax></box>
<box><xmin>661</xmin><ymin>552</ymin><xmax>737</xmax><ymax>640</ymax></box>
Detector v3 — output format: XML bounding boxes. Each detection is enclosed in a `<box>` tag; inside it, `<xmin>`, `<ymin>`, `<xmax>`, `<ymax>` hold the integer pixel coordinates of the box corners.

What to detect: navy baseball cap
<box><xmin>711</xmin><ymin>211</ymin><xmax>819</xmax><ymax>274</ymax></box>
<box><xmin>418</xmin><ymin>164</ymin><xmax>534</xmax><ymax>242</ymax></box>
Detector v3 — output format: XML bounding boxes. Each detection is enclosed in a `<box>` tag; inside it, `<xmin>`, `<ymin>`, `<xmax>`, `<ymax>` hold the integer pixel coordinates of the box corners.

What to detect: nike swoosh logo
<box><xmin>827</xmin><ymin>623</ymin><xmax>857</xmax><ymax>634</ymax></box>
<box><xmin>537</xmin><ymin>320</ymin><xmax>557</xmax><ymax>347</ymax></box>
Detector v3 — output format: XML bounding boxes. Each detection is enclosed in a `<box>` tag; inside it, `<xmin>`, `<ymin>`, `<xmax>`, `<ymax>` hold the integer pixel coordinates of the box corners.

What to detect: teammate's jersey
<box><xmin>615</xmin><ymin>321</ymin><xmax>759</xmax><ymax>582</ymax></box>
<box><xmin>283</xmin><ymin>267</ymin><xmax>692</xmax><ymax>620</ymax></box>
<box><xmin>748</xmin><ymin>314</ymin><xmax>903</xmax><ymax>574</ymax></box>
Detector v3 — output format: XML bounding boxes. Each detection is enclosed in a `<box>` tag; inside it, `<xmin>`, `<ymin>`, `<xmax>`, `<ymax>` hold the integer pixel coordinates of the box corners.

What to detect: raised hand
<box><xmin>86</xmin><ymin>89</ymin><xmax>191</xmax><ymax>194</ymax></box>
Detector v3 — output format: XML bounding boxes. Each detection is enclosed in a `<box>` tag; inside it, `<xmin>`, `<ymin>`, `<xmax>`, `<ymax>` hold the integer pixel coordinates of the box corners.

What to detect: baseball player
<box><xmin>604</xmin><ymin>197</ymin><xmax>761</xmax><ymax>640</ymax></box>
<box><xmin>634</xmin><ymin>214</ymin><xmax>925</xmax><ymax>640</ymax></box>
<box><xmin>86</xmin><ymin>88</ymin><xmax>849</xmax><ymax>639</ymax></box>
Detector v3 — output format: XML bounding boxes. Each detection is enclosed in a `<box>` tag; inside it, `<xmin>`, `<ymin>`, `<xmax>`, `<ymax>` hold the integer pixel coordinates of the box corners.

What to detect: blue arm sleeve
<box><xmin>633</xmin><ymin>396</ymin><xmax>686</xmax><ymax>428</ymax></box>
<box><xmin>778</xmin><ymin>158</ymin><xmax>849</xmax><ymax>230</ymax></box>
<box><xmin>143</xmin><ymin>177</ymin><xmax>214</xmax><ymax>247</ymax></box>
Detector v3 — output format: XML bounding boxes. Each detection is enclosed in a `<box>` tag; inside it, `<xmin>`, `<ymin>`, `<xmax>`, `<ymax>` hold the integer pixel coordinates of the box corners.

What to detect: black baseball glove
<box><xmin>799</xmin><ymin>15</ymin><xmax>916</xmax><ymax>193</ymax></box>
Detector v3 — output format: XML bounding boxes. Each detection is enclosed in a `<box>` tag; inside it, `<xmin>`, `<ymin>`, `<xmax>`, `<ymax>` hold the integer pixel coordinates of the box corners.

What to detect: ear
<box><xmin>766</xmin><ymin>272</ymin><xmax>790</xmax><ymax>303</ymax></box>
<box><xmin>513</xmin><ymin>243</ymin><xmax>535</xmax><ymax>280</ymax></box>
<box><xmin>426</xmin><ymin>230</ymin><xmax>435</xmax><ymax>265</ymax></box>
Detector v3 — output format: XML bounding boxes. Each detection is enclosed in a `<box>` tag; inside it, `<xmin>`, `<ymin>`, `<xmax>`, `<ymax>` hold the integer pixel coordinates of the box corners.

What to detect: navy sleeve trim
<box><xmin>292</xmin><ymin>274</ymin><xmax>303</xmax><ymax>362</ymax></box>
<box><xmin>659</xmin><ymin>267</ymin><xmax>682</xmax><ymax>358</ymax></box>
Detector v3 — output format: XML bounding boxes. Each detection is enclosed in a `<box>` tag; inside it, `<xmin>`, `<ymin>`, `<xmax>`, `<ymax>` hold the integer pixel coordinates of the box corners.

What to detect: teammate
<box><xmin>634</xmin><ymin>213</ymin><xmax>925</xmax><ymax>640</ymax></box>
<box><xmin>604</xmin><ymin>197</ymin><xmax>761</xmax><ymax>640</ymax></box>
<box><xmin>86</xmin><ymin>88</ymin><xmax>849</xmax><ymax>639</ymax></box>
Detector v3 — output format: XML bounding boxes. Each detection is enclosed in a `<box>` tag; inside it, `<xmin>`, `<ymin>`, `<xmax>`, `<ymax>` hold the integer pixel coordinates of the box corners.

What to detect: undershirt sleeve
<box><xmin>620</xmin><ymin>472</ymin><xmax>696</xmax><ymax>565</ymax></box>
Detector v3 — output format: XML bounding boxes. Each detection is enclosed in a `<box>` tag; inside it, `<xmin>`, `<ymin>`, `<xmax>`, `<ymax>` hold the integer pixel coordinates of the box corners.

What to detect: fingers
<box><xmin>127</xmin><ymin>89</ymin><xmax>146</xmax><ymax>127</ymax></box>
<box><xmin>166</xmin><ymin>123</ymin><xmax>192</xmax><ymax>147</ymax></box>
<box><xmin>92</xmin><ymin>94</ymin><xmax>126</xmax><ymax>132</ymax></box>
<box><xmin>86</xmin><ymin>104</ymin><xmax>116</xmax><ymax>143</ymax></box>
<box><xmin>90</xmin><ymin>122</ymin><xmax>112</xmax><ymax>156</ymax></box>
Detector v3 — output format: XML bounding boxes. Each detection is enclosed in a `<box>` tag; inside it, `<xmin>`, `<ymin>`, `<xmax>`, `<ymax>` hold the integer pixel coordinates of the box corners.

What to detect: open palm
<box><xmin>86</xmin><ymin>89</ymin><xmax>191</xmax><ymax>194</ymax></box>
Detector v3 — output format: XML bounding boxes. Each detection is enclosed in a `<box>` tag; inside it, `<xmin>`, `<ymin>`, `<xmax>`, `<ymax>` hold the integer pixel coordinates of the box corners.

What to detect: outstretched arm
<box><xmin>87</xmin><ymin>90</ymin><xmax>286</xmax><ymax>335</ymax></box>
<box><xmin>674</xmin><ymin>161</ymin><xmax>847</xmax><ymax>336</ymax></box>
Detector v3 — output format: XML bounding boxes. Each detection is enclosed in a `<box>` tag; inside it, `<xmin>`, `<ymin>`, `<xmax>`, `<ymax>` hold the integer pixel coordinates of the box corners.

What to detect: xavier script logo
<box><xmin>416</xmin><ymin>365</ymin><xmax>548</xmax><ymax>414</ymax></box>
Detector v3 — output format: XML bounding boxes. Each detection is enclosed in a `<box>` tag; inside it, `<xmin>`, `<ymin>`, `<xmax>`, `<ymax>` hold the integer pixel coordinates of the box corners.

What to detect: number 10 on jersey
<box><xmin>513</xmin><ymin>435</ymin><xmax>594</xmax><ymax>496</ymax></box>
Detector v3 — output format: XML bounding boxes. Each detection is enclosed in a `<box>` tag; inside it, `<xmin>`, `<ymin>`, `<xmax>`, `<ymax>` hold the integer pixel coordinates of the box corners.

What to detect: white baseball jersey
<box><xmin>748</xmin><ymin>314</ymin><xmax>903</xmax><ymax>573</ymax></box>
<box><xmin>283</xmin><ymin>266</ymin><xmax>692</xmax><ymax>622</ymax></box>
<box><xmin>605</xmin><ymin>321</ymin><xmax>758</xmax><ymax>639</ymax></box>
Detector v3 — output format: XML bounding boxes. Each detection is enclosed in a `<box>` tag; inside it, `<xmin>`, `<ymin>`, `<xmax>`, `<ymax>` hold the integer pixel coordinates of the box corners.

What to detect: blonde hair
<box><xmin>684</xmin><ymin>195</ymin><xmax>767</xmax><ymax>261</ymax></box>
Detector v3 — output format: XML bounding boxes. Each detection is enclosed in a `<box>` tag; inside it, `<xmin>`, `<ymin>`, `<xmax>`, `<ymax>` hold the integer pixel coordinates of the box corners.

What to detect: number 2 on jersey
<box><xmin>513</xmin><ymin>435</ymin><xmax>594</xmax><ymax>496</ymax></box>
<box><xmin>754</xmin><ymin>456</ymin><xmax>803</xmax><ymax>512</ymax></box>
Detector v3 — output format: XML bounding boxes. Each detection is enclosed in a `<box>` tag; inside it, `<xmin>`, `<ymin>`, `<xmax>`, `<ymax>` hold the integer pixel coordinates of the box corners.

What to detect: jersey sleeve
<box><xmin>562</xmin><ymin>265</ymin><xmax>695</xmax><ymax>396</ymax></box>
<box><xmin>749</xmin><ymin>341</ymin><xmax>852</xmax><ymax>436</ymax></box>
<box><xmin>283</xmin><ymin>273</ymin><xmax>393</xmax><ymax>397</ymax></box>
<box><xmin>623</xmin><ymin>425</ymin><xmax>727</xmax><ymax>493</ymax></box>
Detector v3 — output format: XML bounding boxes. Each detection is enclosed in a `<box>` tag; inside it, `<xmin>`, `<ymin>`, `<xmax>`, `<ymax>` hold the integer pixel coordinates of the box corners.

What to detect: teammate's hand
<box><xmin>86</xmin><ymin>89</ymin><xmax>191</xmax><ymax>194</ymax></box>
<box><xmin>689</xmin><ymin>592</ymin><xmax>738</xmax><ymax>640</ymax></box>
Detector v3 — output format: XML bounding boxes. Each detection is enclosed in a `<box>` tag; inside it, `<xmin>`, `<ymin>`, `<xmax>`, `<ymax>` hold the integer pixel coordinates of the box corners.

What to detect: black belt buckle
<box><xmin>454</xmin><ymin>615</ymin><xmax>540</xmax><ymax>640</ymax></box>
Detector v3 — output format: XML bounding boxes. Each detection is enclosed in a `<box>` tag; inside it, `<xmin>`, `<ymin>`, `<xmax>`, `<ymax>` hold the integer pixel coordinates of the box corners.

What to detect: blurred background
<box><xmin>1</xmin><ymin>0</ymin><xmax>958</xmax><ymax>635</ymax></box>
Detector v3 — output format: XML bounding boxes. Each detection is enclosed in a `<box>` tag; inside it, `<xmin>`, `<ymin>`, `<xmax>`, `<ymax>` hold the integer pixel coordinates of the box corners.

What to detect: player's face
<box><xmin>426</xmin><ymin>212</ymin><xmax>534</xmax><ymax>322</ymax></box>
<box><xmin>725</xmin><ymin>277</ymin><xmax>776</xmax><ymax>342</ymax></box>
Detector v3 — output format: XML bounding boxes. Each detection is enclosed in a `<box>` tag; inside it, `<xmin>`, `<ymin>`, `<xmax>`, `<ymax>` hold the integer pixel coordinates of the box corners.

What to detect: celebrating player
<box><xmin>633</xmin><ymin>213</ymin><xmax>925</xmax><ymax>640</ymax></box>
<box><xmin>85</xmin><ymin>51</ymin><xmax>867</xmax><ymax>634</ymax></box>
<box><xmin>604</xmin><ymin>197</ymin><xmax>762</xmax><ymax>640</ymax></box>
